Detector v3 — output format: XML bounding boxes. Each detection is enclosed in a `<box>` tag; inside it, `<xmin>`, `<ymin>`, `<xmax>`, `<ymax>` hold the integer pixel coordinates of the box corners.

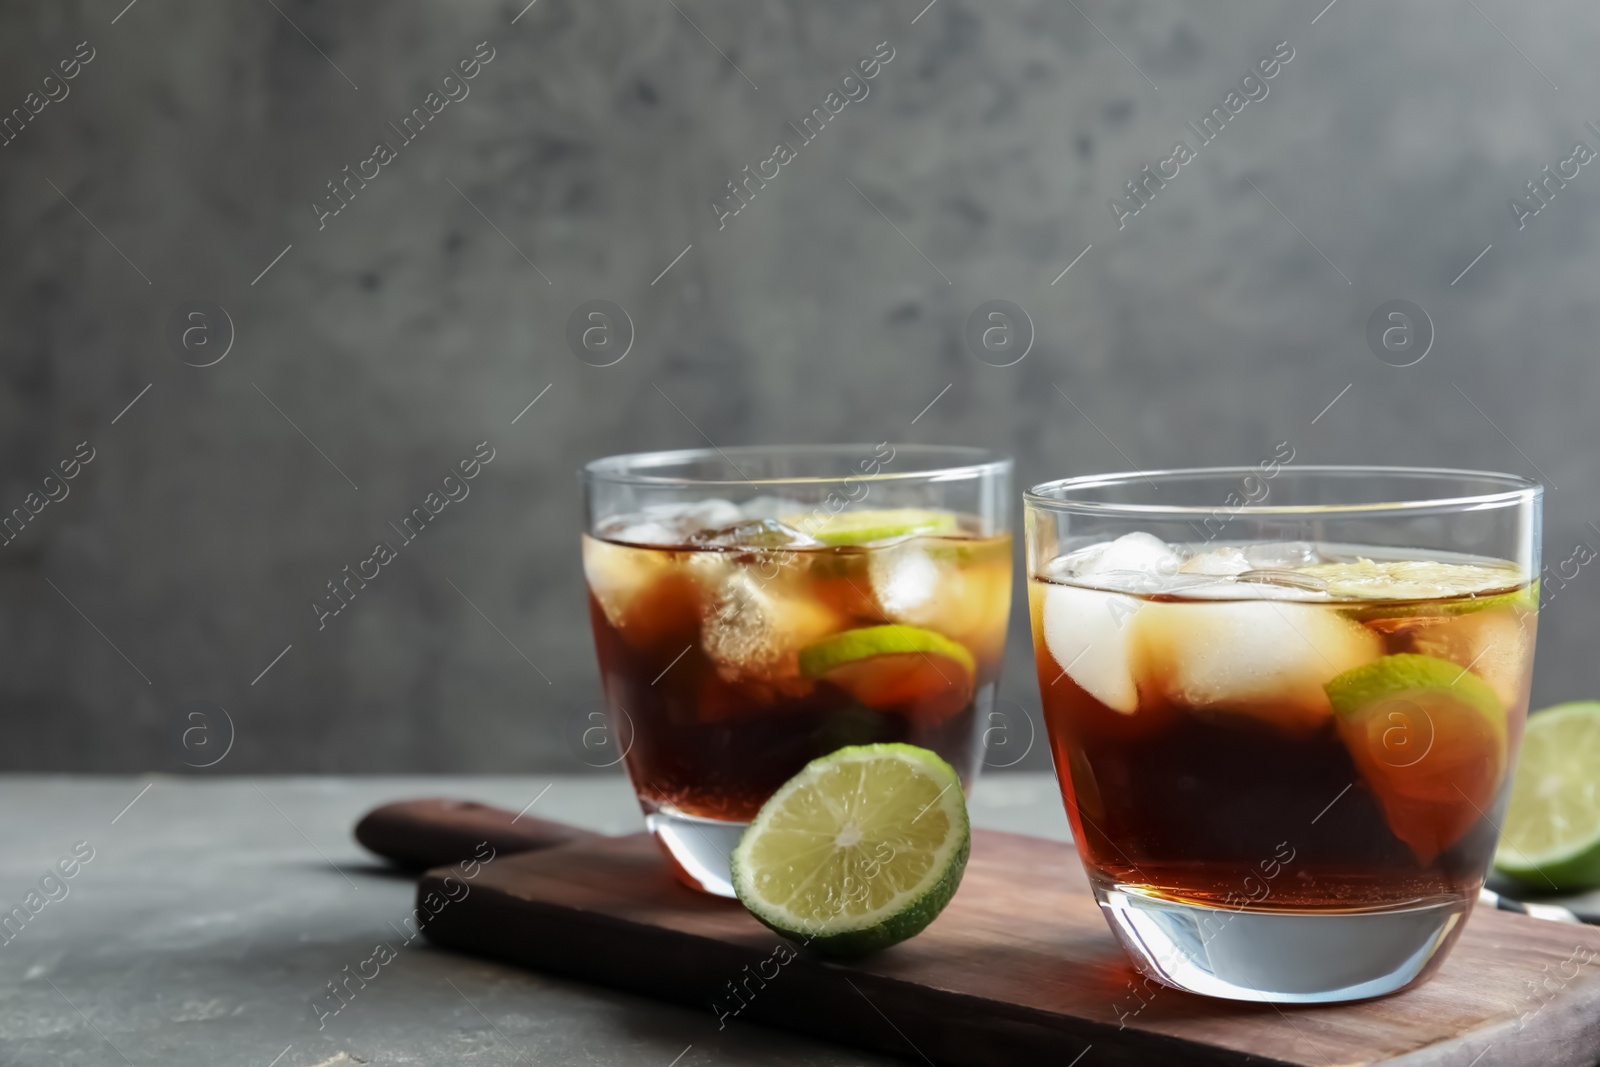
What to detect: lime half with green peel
<box><xmin>1495</xmin><ymin>702</ymin><xmax>1600</xmax><ymax>890</ymax></box>
<box><xmin>731</xmin><ymin>744</ymin><xmax>970</xmax><ymax>957</ymax></box>
<box><xmin>800</xmin><ymin>625</ymin><xmax>976</xmax><ymax>723</ymax></box>
<box><xmin>1327</xmin><ymin>654</ymin><xmax>1507</xmax><ymax>864</ymax></box>
<box><xmin>790</xmin><ymin>508</ymin><xmax>958</xmax><ymax>546</ymax></box>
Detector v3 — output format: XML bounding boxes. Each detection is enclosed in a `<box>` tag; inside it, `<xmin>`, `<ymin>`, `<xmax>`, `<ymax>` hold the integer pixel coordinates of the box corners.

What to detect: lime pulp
<box><xmin>730</xmin><ymin>744</ymin><xmax>970</xmax><ymax>957</ymax></box>
<box><xmin>1495</xmin><ymin>702</ymin><xmax>1600</xmax><ymax>890</ymax></box>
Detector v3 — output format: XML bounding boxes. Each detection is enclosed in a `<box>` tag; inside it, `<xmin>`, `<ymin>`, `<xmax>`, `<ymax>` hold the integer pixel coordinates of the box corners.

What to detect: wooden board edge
<box><xmin>415</xmin><ymin>871</ymin><xmax>1305</xmax><ymax>1067</ymax></box>
<box><xmin>1383</xmin><ymin>969</ymin><xmax>1600</xmax><ymax>1067</ymax></box>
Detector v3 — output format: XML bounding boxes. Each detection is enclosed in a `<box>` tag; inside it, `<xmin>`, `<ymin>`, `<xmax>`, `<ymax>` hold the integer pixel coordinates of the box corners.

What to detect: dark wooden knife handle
<box><xmin>354</xmin><ymin>797</ymin><xmax>598</xmax><ymax>869</ymax></box>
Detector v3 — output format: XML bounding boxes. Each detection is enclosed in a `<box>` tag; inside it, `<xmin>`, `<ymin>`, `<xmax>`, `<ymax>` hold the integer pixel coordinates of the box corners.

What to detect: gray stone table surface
<box><xmin>0</xmin><ymin>773</ymin><xmax>1071</xmax><ymax>1066</ymax></box>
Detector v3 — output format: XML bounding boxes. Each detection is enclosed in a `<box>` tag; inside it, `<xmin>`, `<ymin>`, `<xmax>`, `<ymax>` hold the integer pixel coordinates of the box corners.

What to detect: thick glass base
<box><xmin>1096</xmin><ymin>884</ymin><xmax>1472</xmax><ymax>1003</ymax></box>
<box><xmin>642</xmin><ymin>802</ymin><xmax>748</xmax><ymax>898</ymax></box>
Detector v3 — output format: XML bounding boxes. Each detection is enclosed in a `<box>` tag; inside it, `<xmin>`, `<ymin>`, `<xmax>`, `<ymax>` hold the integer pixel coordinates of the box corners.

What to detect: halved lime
<box><xmin>731</xmin><ymin>744</ymin><xmax>970</xmax><ymax>957</ymax></box>
<box><xmin>1327</xmin><ymin>654</ymin><xmax>1506</xmax><ymax>863</ymax></box>
<box><xmin>799</xmin><ymin>625</ymin><xmax>976</xmax><ymax>723</ymax></box>
<box><xmin>789</xmin><ymin>508</ymin><xmax>958</xmax><ymax>546</ymax></box>
<box><xmin>1495</xmin><ymin>702</ymin><xmax>1600</xmax><ymax>890</ymax></box>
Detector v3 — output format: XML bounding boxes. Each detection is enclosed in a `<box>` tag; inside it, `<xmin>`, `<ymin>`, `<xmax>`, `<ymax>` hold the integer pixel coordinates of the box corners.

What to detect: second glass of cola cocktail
<box><xmin>1026</xmin><ymin>467</ymin><xmax>1540</xmax><ymax>1002</ymax></box>
<box><xmin>583</xmin><ymin>445</ymin><xmax>1012</xmax><ymax>897</ymax></box>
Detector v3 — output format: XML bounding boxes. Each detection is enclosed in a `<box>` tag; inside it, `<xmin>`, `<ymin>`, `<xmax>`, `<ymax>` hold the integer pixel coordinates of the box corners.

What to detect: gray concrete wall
<box><xmin>1</xmin><ymin>0</ymin><xmax>1596</xmax><ymax>772</ymax></box>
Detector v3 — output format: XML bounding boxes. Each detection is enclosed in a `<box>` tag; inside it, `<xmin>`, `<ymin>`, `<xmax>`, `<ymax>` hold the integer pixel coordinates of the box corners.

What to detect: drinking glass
<box><xmin>582</xmin><ymin>444</ymin><xmax>1012</xmax><ymax>896</ymax></box>
<box><xmin>1025</xmin><ymin>466</ymin><xmax>1540</xmax><ymax>1002</ymax></box>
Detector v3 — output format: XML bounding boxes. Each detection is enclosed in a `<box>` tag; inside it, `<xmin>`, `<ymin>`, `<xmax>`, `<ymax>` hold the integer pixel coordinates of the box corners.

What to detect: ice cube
<box><xmin>603</xmin><ymin>521</ymin><xmax>682</xmax><ymax>546</ymax></box>
<box><xmin>689</xmin><ymin>518</ymin><xmax>822</xmax><ymax>550</ymax></box>
<box><xmin>1136</xmin><ymin>600</ymin><xmax>1382</xmax><ymax>730</ymax></box>
<box><xmin>1050</xmin><ymin>532</ymin><xmax>1182</xmax><ymax>595</ymax></box>
<box><xmin>701</xmin><ymin>568</ymin><xmax>839</xmax><ymax>691</ymax></box>
<box><xmin>673</xmin><ymin>499</ymin><xmax>744</xmax><ymax>529</ymax></box>
<box><xmin>1165</xmin><ymin>583</ymin><xmax>1326</xmax><ymax>601</ymax></box>
<box><xmin>871</xmin><ymin>540</ymin><xmax>942</xmax><ymax>617</ymax></box>
<box><xmin>1244</xmin><ymin>542</ymin><xmax>1324</xmax><ymax>569</ymax></box>
<box><xmin>600</xmin><ymin>500</ymin><xmax>744</xmax><ymax>545</ymax></box>
<box><xmin>582</xmin><ymin>535</ymin><xmax>705</xmax><ymax>649</ymax></box>
<box><xmin>739</xmin><ymin>496</ymin><xmax>811</xmax><ymax>520</ymax></box>
<box><xmin>584</xmin><ymin>536</ymin><xmax>663</xmax><ymax>626</ymax></box>
<box><xmin>1079</xmin><ymin>532</ymin><xmax>1181</xmax><ymax>576</ymax></box>
<box><xmin>867</xmin><ymin>540</ymin><xmax>1011</xmax><ymax>660</ymax></box>
<box><xmin>1172</xmin><ymin>569</ymin><xmax>1330</xmax><ymax>601</ymax></box>
<box><xmin>1039</xmin><ymin>583</ymin><xmax>1142</xmax><ymax>713</ymax></box>
<box><xmin>1407</xmin><ymin>606</ymin><xmax>1535</xmax><ymax>709</ymax></box>
<box><xmin>1179</xmin><ymin>547</ymin><xmax>1251</xmax><ymax>576</ymax></box>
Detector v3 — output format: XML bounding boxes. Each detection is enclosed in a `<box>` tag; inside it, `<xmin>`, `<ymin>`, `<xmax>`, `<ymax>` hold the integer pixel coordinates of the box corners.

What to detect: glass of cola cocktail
<box><xmin>583</xmin><ymin>445</ymin><xmax>1012</xmax><ymax>896</ymax></box>
<box><xmin>1025</xmin><ymin>466</ymin><xmax>1540</xmax><ymax>1002</ymax></box>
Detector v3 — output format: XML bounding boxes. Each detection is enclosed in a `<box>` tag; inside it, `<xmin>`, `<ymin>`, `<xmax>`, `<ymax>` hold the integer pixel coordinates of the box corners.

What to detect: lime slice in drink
<box><xmin>1495</xmin><ymin>702</ymin><xmax>1600</xmax><ymax>890</ymax></box>
<box><xmin>799</xmin><ymin>625</ymin><xmax>976</xmax><ymax>723</ymax></box>
<box><xmin>1327</xmin><ymin>654</ymin><xmax>1506</xmax><ymax>864</ymax></box>
<box><xmin>1301</xmin><ymin>558</ymin><xmax>1525</xmax><ymax>600</ymax></box>
<box><xmin>790</xmin><ymin>508</ymin><xmax>958</xmax><ymax>546</ymax></box>
<box><xmin>799</xmin><ymin>625</ymin><xmax>975</xmax><ymax>677</ymax></box>
<box><xmin>1300</xmin><ymin>559</ymin><xmax>1532</xmax><ymax>618</ymax></box>
<box><xmin>731</xmin><ymin>744</ymin><xmax>970</xmax><ymax>957</ymax></box>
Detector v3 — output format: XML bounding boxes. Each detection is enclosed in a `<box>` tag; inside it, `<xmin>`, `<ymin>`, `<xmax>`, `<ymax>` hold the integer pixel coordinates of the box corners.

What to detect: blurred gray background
<box><xmin>1</xmin><ymin>0</ymin><xmax>1594</xmax><ymax>773</ymax></box>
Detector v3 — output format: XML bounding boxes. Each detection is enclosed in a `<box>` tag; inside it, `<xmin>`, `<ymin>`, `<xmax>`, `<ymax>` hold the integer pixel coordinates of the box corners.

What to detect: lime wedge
<box><xmin>790</xmin><ymin>508</ymin><xmax>958</xmax><ymax>546</ymax></box>
<box><xmin>1326</xmin><ymin>653</ymin><xmax>1505</xmax><ymax>723</ymax></box>
<box><xmin>1495</xmin><ymin>702</ymin><xmax>1600</xmax><ymax>890</ymax></box>
<box><xmin>731</xmin><ymin>744</ymin><xmax>970</xmax><ymax>957</ymax></box>
<box><xmin>1327</xmin><ymin>654</ymin><xmax>1506</xmax><ymax>863</ymax></box>
<box><xmin>799</xmin><ymin>625</ymin><xmax>976</xmax><ymax>723</ymax></box>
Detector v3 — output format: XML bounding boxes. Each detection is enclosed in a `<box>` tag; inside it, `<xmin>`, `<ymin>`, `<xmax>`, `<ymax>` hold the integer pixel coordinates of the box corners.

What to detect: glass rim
<box><xmin>1024</xmin><ymin>465</ymin><xmax>1542</xmax><ymax>517</ymax></box>
<box><xmin>582</xmin><ymin>443</ymin><xmax>1012</xmax><ymax>487</ymax></box>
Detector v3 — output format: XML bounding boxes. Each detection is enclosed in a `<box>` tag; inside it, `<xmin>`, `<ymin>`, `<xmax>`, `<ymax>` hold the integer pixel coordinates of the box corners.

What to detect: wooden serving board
<box><xmin>415</xmin><ymin>826</ymin><xmax>1600</xmax><ymax>1067</ymax></box>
